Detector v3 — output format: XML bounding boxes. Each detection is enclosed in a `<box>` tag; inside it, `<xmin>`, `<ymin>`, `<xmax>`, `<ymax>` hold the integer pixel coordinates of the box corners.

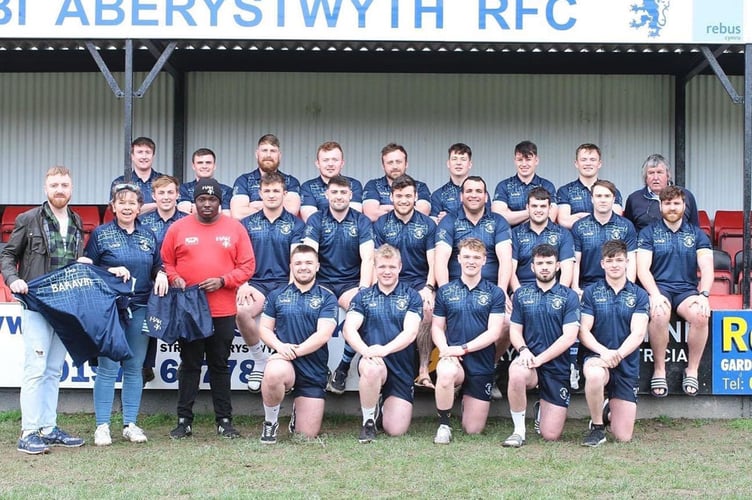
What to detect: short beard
<box><xmin>48</xmin><ymin>196</ymin><xmax>69</xmax><ymax>209</ymax></box>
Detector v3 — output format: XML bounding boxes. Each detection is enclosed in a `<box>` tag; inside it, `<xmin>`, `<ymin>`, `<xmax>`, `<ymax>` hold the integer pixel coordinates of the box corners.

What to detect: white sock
<box><xmin>263</xmin><ymin>404</ymin><xmax>280</xmax><ymax>424</ymax></box>
<box><xmin>40</xmin><ymin>426</ymin><xmax>54</xmax><ymax>435</ymax></box>
<box><xmin>21</xmin><ymin>430</ymin><xmax>36</xmax><ymax>438</ymax></box>
<box><xmin>362</xmin><ymin>407</ymin><xmax>376</xmax><ymax>425</ymax></box>
<box><xmin>511</xmin><ymin>410</ymin><xmax>526</xmax><ymax>439</ymax></box>
<box><xmin>250</xmin><ymin>341</ymin><xmax>266</xmax><ymax>358</ymax></box>
<box><xmin>250</xmin><ymin>342</ymin><xmax>268</xmax><ymax>370</ymax></box>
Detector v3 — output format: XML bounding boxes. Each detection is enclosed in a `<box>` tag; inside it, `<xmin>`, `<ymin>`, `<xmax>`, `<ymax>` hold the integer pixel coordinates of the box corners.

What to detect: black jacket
<box><xmin>1</xmin><ymin>204</ymin><xmax>85</xmax><ymax>286</ymax></box>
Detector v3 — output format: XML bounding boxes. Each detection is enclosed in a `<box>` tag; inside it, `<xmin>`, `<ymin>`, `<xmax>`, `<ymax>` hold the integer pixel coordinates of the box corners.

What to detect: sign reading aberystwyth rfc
<box><xmin>0</xmin><ymin>0</ymin><xmax>748</xmax><ymax>44</ymax></box>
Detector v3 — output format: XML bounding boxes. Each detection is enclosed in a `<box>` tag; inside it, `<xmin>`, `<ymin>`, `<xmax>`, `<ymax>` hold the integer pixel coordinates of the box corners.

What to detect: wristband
<box><xmin>461</xmin><ymin>343</ymin><xmax>469</xmax><ymax>354</ymax></box>
<box><xmin>219</xmin><ymin>277</ymin><xmax>225</xmax><ymax>288</ymax></box>
<box><xmin>518</xmin><ymin>345</ymin><xmax>529</xmax><ymax>354</ymax></box>
<box><xmin>425</xmin><ymin>284</ymin><xmax>436</xmax><ymax>292</ymax></box>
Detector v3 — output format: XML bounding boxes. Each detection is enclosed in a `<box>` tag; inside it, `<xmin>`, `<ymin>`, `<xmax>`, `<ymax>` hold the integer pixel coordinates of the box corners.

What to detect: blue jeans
<box><xmin>93</xmin><ymin>306</ymin><xmax>149</xmax><ymax>426</ymax></box>
<box><xmin>20</xmin><ymin>309</ymin><xmax>68</xmax><ymax>432</ymax></box>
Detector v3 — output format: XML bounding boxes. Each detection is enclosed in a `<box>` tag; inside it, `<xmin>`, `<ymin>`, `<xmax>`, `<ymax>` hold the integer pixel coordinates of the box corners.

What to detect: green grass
<box><xmin>1</xmin><ymin>411</ymin><xmax>751</xmax><ymax>498</ymax></box>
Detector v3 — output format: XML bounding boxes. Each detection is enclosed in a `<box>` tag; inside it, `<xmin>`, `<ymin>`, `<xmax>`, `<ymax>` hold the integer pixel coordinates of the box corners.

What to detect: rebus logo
<box><xmin>706</xmin><ymin>23</ymin><xmax>741</xmax><ymax>35</ymax></box>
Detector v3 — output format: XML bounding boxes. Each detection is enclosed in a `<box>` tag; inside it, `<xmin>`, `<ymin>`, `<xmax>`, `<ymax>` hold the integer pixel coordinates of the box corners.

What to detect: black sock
<box><xmin>592</xmin><ymin>423</ymin><xmax>605</xmax><ymax>430</ymax></box>
<box><xmin>437</xmin><ymin>409</ymin><xmax>451</xmax><ymax>426</ymax></box>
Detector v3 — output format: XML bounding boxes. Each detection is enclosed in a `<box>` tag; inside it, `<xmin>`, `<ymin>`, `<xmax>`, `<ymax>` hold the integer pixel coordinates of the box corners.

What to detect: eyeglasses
<box><xmin>112</xmin><ymin>183</ymin><xmax>141</xmax><ymax>194</ymax></box>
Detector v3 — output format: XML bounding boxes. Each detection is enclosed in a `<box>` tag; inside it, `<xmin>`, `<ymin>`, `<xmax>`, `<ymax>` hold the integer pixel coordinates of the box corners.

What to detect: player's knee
<box><xmin>507</xmin><ymin>363</ymin><xmax>528</xmax><ymax>383</ymax></box>
<box><xmin>358</xmin><ymin>363</ymin><xmax>384</xmax><ymax>384</ymax></box>
<box><xmin>462</xmin><ymin>420</ymin><xmax>485</xmax><ymax>435</ymax></box>
<box><xmin>382</xmin><ymin>419</ymin><xmax>410</xmax><ymax>437</ymax></box>
<box><xmin>649</xmin><ymin>312</ymin><xmax>669</xmax><ymax>326</ymax></box>
<box><xmin>689</xmin><ymin>313</ymin><xmax>709</xmax><ymax>328</ymax></box>
<box><xmin>583</xmin><ymin>365</ymin><xmax>607</xmax><ymax>386</ymax></box>
<box><xmin>540</xmin><ymin>428</ymin><xmax>563</xmax><ymax>442</ymax></box>
<box><xmin>612</xmin><ymin>428</ymin><xmax>633</xmax><ymax>443</ymax></box>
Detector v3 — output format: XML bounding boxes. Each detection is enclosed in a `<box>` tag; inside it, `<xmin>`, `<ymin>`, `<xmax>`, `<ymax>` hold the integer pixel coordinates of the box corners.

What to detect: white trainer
<box><xmin>122</xmin><ymin>423</ymin><xmax>148</xmax><ymax>443</ymax></box>
<box><xmin>433</xmin><ymin>424</ymin><xmax>452</xmax><ymax>444</ymax></box>
<box><xmin>94</xmin><ymin>423</ymin><xmax>112</xmax><ymax>446</ymax></box>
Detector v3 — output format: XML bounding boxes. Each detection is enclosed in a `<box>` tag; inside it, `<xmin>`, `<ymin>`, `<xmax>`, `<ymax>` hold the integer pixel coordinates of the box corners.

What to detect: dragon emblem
<box><xmin>630</xmin><ymin>0</ymin><xmax>670</xmax><ymax>37</ymax></box>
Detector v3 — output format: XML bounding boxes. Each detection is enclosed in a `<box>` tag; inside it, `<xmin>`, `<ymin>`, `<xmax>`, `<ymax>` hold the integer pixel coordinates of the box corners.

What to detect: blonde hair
<box><xmin>374</xmin><ymin>243</ymin><xmax>401</xmax><ymax>261</ymax></box>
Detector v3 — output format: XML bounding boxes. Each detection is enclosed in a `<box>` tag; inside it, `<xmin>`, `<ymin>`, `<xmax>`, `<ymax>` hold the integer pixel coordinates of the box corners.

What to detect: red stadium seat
<box><xmin>1</xmin><ymin>205</ymin><xmax>35</xmax><ymax>242</ymax></box>
<box><xmin>698</xmin><ymin>210</ymin><xmax>712</xmax><ymax>241</ymax></box>
<box><xmin>102</xmin><ymin>208</ymin><xmax>115</xmax><ymax>224</ymax></box>
<box><xmin>710</xmin><ymin>249</ymin><xmax>734</xmax><ymax>295</ymax></box>
<box><xmin>714</xmin><ymin>210</ymin><xmax>744</xmax><ymax>266</ymax></box>
<box><xmin>70</xmin><ymin>205</ymin><xmax>102</xmax><ymax>244</ymax></box>
<box><xmin>70</xmin><ymin>205</ymin><xmax>101</xmax><ymax>233</ymax></box>
<box><xmin>709</xmin><ymin>294</ymin><xmax>743</xmax><ymax>310</ymax></box>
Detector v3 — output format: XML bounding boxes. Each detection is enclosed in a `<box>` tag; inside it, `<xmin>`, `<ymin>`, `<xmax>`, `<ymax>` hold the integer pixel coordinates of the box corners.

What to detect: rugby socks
<box><xmin>249</xmin><ymin>341</ymin><xmax>266</xmax><ymax>359</ymax></box>
<box><xmin>362</xmin><ymin>406</ymin><xmax>377</xmax><ymax>425</ymax></box>
<box><xmin>437</xmin><ymin>409</ymin><xmax>451</xmax><ymax>427</ymax></box>
<box><xmin>249</xmin><ymin>341</ymin><xmax>268</xmax><ymax>371</ymax></box>
<box><xmin>337</xmin><ymin>344</ymin><xmax>356</xmax><ymax>373</ymax></box>
<box><xmin>511</xmin><ymin>410</ymin><xmax>526</xmax><ymax>440</ymax></box>
<box><xmin>263</xmin><ymin>404</ymin><xmax>280</xmax><ymax>425</ymax></box>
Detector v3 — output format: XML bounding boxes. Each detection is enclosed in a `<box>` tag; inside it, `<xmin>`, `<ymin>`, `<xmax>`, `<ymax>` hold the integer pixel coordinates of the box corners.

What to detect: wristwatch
<box><xmin>461</xmin><ymin>343</ymin><xmax>469</xmax><ymax>354</ymax></box>
<box><xmin>699</xmin><ymin>290</ymin><xmax>710</xmax><ymax>298</ymax></box>
<box><xmin>518</xmin><ymin>345</ymin><xmax>529</xmax><ymax>354</ymax></box>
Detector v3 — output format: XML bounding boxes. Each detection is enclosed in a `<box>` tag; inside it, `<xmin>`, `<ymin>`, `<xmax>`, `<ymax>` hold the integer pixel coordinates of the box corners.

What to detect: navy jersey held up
<box><xmin>19</xmin><ymin>263</ymin><xmax>135</xmax><ymax>366</ymax></box>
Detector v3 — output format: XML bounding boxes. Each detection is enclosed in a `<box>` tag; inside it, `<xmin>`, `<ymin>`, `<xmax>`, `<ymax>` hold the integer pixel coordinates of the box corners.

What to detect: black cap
<box><xmin>194</xmin><ymin>178</ymin><xmax>222</xmax><ymax>201</ymax></box>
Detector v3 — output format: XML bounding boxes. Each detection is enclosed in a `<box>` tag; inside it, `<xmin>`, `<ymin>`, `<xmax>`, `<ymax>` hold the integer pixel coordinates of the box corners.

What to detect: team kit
<box><xmin>1</xmin><ymin>135</ymin><xmax>712</xmax><ymax>454</ymax></box>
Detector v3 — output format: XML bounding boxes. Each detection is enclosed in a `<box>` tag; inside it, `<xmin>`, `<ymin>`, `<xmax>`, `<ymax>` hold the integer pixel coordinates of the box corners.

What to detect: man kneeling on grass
<box><xmin>431</xmin><ymin>238</ymin><xmax>505</xmax><ymax>444</ymax></box>
<box><xmin>504</xmin><ymin>244</ymin><xmax>579</xmax><ymax>447</ymax></box>
<box><xmin>578</xmin><ymin>240</ymin><xmax>649</xmax><ymax>446</ymax></box>
<box><xmin>343</xmin><ymin>244</ymin><xmax>422</xmax><ymax>443</ymax></box>
<box><xmin>258</xmin><ymin>245</ymin><xmax>338</xmax><ymax>444</ymax></box>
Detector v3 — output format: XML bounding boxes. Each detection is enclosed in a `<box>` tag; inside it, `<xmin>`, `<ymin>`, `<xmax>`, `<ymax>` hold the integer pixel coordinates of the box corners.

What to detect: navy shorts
<box><xmin>656</xmin><ymin>284</ymin><xmax>699</xmax><ymax>311</ymax></box>
<box><xmin>319</xmin><ymin>280</ymin><xmax>360</xmax><ymax>300</ymax></box>
<box><xmin>537</xmin><ymin>366</ymin><xmax>571</xmax><ymax>408</ymax></box>
<box><xmin>290</xmin><ymin>370</ymin><xmax>326</xmax><ymax>399</ymax></box>
<box><xmin>249</xmin><ymin>279</ymin><xmax>289</xmax><ymax>298</ymax></box>
<box><xmin>583</xmin><ymin>355</ymin><xmax>638</xmax><ymax>403</ymax></box>
<box><xmin>461</xmin><ymin>372</ymin><xmax>494</xmax><ymax>402</ymax></box>
<box><xmin>373</xmin><ymin>368</ymin><xmax>414</xmax><ymax>404</ymax></box>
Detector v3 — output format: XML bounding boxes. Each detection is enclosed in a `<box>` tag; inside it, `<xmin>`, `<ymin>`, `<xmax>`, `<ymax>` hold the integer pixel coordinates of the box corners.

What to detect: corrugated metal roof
<box><xmin>0</xmin><ymin>39</ymin><xmax>744</xmax><ymax>54</ymax></box>
<box><xmin>1</xmin><ymin>40</ymin><xmax>744</xmax><ymax>76</ymax></box>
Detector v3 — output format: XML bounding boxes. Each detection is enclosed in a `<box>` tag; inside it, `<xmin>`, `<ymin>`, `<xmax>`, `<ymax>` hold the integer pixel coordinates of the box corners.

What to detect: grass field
<box><xmin>1</xmin><ymin>410</ymin><xmax>751</xmax><ymax>499</ymax></box>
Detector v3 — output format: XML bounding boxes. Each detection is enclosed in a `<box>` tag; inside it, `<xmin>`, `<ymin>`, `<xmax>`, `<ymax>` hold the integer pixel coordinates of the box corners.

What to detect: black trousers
<box><xmin>176</xmin><ymin>315</ymin><xmax>236</xmax><ymax>423</ymax></box>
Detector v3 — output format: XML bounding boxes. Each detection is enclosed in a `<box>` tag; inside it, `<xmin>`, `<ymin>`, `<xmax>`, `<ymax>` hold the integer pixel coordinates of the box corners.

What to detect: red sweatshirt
<box><xmin>161</xmin><ymin>214</ymin><xmax>255</xmax><ymax>316</ymax></box>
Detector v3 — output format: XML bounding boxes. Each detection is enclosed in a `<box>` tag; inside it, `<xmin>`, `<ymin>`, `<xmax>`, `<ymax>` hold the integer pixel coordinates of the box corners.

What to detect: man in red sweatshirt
<box><xmin>161</xmin><ymin>178</ymin><xmax>255</xmax><ymax>439</ymax></box>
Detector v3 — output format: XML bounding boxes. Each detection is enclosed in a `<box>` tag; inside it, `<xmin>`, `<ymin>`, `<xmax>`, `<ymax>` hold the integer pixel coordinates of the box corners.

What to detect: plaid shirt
<box><xmin>42</xmin><ymin>202</ymin><xmax>79</xmax><ymax>271</ymax></box>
